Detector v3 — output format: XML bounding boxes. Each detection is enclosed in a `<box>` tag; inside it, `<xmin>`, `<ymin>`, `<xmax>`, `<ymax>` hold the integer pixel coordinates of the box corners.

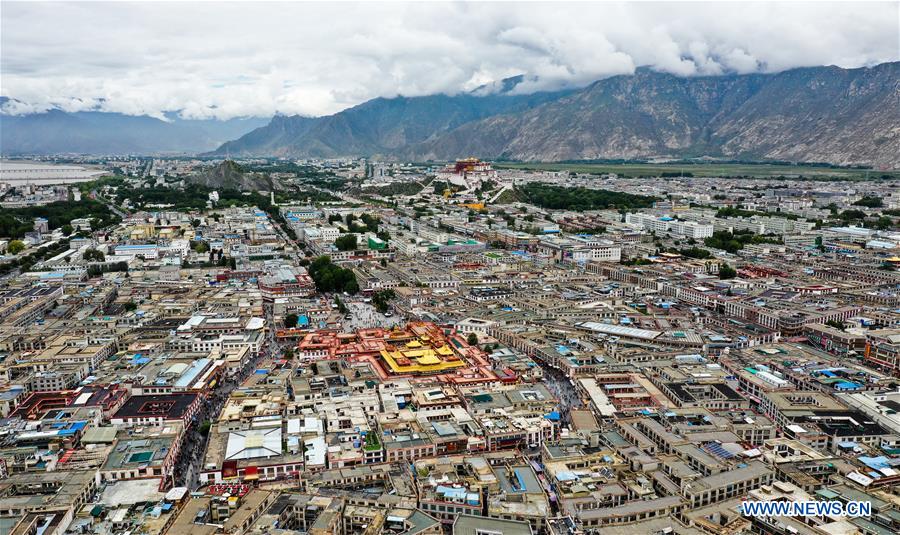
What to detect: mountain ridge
<box><xmin>215</xmin><ymin>62</ymin><xmax>900</xmax><ymax>168</ymax></box>
<box><xmin>0</xmin><ymin>104</ymin><xmax>268</xmax><ymax>155</ymax></box>
<box><xmin>210</xmin><ymin>77</ymin><xmax>574</xmax><ymax>158</ymax></box>
<box><xmin>2</xmin><ymin>64</ymin><xmax>897</xmax><ymax>167</ymax></box>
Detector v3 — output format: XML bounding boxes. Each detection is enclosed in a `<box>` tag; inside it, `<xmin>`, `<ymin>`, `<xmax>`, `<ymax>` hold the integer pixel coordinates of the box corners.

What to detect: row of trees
<box><xmin>244</xmin><ymin>162</ymin><xmax>334</xmax><ymax>178</ymax></box>
<box><xmin>834</xmin><ymin>209</ymin><xmax>894</xmax><ymax>230</ymax></box>
<box><xmin>704</xmin><ymin>230</ymin><xmax>781</xmax><ymax>254</ymax></box>
<box><xmin>109</xmin><ymin>180</ymin><xmax>336</xmax><ymax>214</ymax></box>
<box><xmin>673</xmin><ymin>247</ymin><xmax>713</xmax><ymax>259</ymax></box>
<box><xmin>87</xmin><ymin>262</ymin><xmax>129</xmax><ymax>278</ymax></box>
<box><xmin>0</xmin><ymin>199</ymin><xmax>119</xmax><ymax>238</ymax></box>
<box><xmin>357</xmin><ymin>182</ymin><xmax>423</xmax><ymax>197</ymax></box>
<box><xmin>518</xmin><ymin>183</ymin><xmax>657</xmax><ymax>211</ymax></box>
<box><xmin>715</xmin><ymin>206</ymin><xmax>799</xmax><ymax>221</ymax></box>
<box><xmin>852</xmin><ymin>196</ymin><xmax>883</xmax><ymax>208</ymax></box>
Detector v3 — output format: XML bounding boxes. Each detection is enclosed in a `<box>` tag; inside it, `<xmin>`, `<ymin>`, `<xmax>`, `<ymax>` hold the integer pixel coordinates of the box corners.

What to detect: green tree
<box><xmin>6</xmin><ymin>240</ymin><xmax>25</xmax><ymax>255</ymax></box>
<box><xmin>853</xmin><ymin>196</ymin><xmax>883</xmax><ymax>208</ymax></box>
<box><xmin>838</xmin><ymin>210</ymin><xmax>866</xmax><ymax>221</ymax></box>
<box><xmin>372</xmin><ymin>289</ymin><xmax>396</xmax><ymax>313</ymax></box>
<box><xmin>61</xmin><ymin>224</ymin><xmax>73</xmax><ymax>235</ymax></box>
<box><xmin>677</xmin><ymin>247</ymin><xmax>712</xmax><ymax>259</ymax></box>
<box><xmin>718</xmin><ymin>263</ymin><xmax>737</xmax><ymax>280</ymax></box>
<box><xmin>335</xmin><ymin>234</ymin><xmax>358</xmax><ymax>251</ymax></box>
<box><xmin>83</xmin><ymin>249</ymin><xmax>105</xmax><ymax>262</ymax></box>
<box><xmin>868</xmin><ymin>216</ymin><xmax>893</xmax><ymax>230</ymax></box>
<box><xmin>360</xmin><ymin>213</ymin><xmax>380</xmax><ymax>232</ymax></box>
<box><xmin>308</xmin><ymin>255</ymin><xmax>359</xmax><ymax>294</ymax></box>
<box><xmin>344</xmin><ymin>277</ymin><xmax>360</xmax><ymax>294</ymax></box>
<box><xmin>0</xmin><ymin>197</ymin><xmax>120</xmax><ymax>238</ymax></box>
<box><xmin>284</xmin><ymin>313</ymin><xmax>299</xmax><ymax>328</ymax></box>
<box><xmin>467</xmin><ymin>332</ymin><xmax>479</xmax><ymax>346</ymax></box>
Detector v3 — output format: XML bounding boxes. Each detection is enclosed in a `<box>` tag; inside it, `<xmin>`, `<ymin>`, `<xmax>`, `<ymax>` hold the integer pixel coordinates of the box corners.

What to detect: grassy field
<box><xmin>494</xmin><ymin>162</ymin><xmax>899</xmax><ymax>180</ymax></box>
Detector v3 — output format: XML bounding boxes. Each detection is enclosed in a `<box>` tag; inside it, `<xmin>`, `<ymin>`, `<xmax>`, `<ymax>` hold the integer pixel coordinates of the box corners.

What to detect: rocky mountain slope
<box><xmin>186</xmin><ymin>160</ymin><xmax>280</xmax><ymax>192</ymax></box>
<box><xmin>4</xmin><ymin>64</ymin><xmax>896</xmax><ymax>166</ymax></box>
<box><xmin>407</xmin><ymin>63</ymin><xmax>899</xmax><ymax>167</ymax></box>
<box><xmin>217</xmin><ymin>63</ymin><xmax>900</xmax><ymax>168</ymax></box>
<box><xmin>210</xmin><ymin>76</ymin><xmax>572</xmax><ymax>158</ymax></box>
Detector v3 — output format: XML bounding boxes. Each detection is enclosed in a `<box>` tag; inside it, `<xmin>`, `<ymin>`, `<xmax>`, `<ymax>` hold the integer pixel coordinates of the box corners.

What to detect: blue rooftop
<box><xmin>173</xmin><ymin>358</ymin><xmax>210</xmax><ymax>388</ymax></box>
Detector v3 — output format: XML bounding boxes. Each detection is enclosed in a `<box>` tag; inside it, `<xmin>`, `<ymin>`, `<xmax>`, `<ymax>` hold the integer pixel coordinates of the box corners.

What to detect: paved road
<box><xmin>174</xmin><ymin>305</ymin><xmax>279</xmax><ymax>490</ymax></box>
<box><xmin>264</xmin><ymin>206</ymin><xmax>302</xmax><ymax>254</ymax></box>
<box><xmin>535</xmin><ymin>359</ymin><xmax>584</xmax><ymax>426</ymax></box>
<box><xmin>174</xmin><ymin>299</ymin><xmax>305</xmax><ymax>489</ymax></box>
<box><xmin>175</xmin><ymin>349</ymin><xmax>272</xmax><ymax>489</ymax></box>
<box><xmin>95</xmin><ymin>193</ymin><xmax>128</xmax><ymax>219</ymax></box>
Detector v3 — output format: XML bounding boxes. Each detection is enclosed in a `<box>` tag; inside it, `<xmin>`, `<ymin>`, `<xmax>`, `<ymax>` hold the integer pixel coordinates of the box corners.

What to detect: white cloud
<box><xmin>1</xmin><ymin>1</ymin><xmax>897</xmax><ymax>120</ymax></box>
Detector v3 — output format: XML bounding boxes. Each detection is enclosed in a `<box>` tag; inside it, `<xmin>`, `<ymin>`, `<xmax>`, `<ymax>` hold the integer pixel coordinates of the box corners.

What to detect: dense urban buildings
<box><xmin>0</xmin><ymin>154</ymin><xmax>896</xmax><ymax>535</ymax></box>
<box><xmin>4</xmin><ymin>0</ymin><xmax>900</xmax><ymax>531</ymax></box>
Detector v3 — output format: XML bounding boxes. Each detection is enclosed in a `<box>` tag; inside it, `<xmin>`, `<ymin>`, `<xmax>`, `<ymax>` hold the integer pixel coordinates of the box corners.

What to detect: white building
<box><xmin>625</xmin><ymin>213</ymin><xmax>713</xmax><ymax>239</ymax></box>
<box><xmin>569</xmin><ymin>235</ymin><xmax>623</xmax><ymax>262</ymax></box>
<box><xmin>669</xmin><ymin>219</ymin><xmax>715</xmax><ymax>239</ymax></box>
<box><xmin>166</xmin><ymin>239</ymin><xmax>190</xmax><ymax>258</ymax></box>
<box><xmin>300</xmin><ymin>226</ymin><xmax>340</xmax><ymax>243</ymax></box>
<box><xmin>114</xmin><ymin>244</ymin><xmax>159</xmax><ymax>259</ymax></box>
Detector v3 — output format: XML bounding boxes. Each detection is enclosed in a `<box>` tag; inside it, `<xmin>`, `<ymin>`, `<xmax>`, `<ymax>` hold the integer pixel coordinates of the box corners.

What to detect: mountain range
<box><xmin>214</xmin><ymin>63</ymin><xmax>899</xmax><ymax>168</ymax></box>
<box><xmin>2</xmin><ymin>63</ymin><xmax>897</xmax><ymax>167</ymax></box>
<box><xmin>212</xmin><ymin>75</ymin><xmax>573</xmax><ymax>158</ymax></box>
<box><xmin>0</xmin><ymin>100</ymin><xmax>268</xmax><ymax>155</ymax></box>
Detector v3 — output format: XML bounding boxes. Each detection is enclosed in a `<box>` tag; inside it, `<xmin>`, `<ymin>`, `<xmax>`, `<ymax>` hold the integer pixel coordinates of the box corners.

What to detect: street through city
<box><xmin>175</xmin><ymin>303</ymin><xmax>284</xmax><ymax>490</ymax></box>
<box><xmin>533</xmin><ymin>356</ymin><xmax>584</xmax><ymax>427</ymax></box>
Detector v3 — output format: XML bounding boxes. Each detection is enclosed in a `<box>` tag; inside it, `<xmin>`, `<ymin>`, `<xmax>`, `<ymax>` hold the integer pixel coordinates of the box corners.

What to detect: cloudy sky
<box><xmin>2</xmin><ymin>1</ymin><xmax>897</xmax><ymax>120</ymax></box>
